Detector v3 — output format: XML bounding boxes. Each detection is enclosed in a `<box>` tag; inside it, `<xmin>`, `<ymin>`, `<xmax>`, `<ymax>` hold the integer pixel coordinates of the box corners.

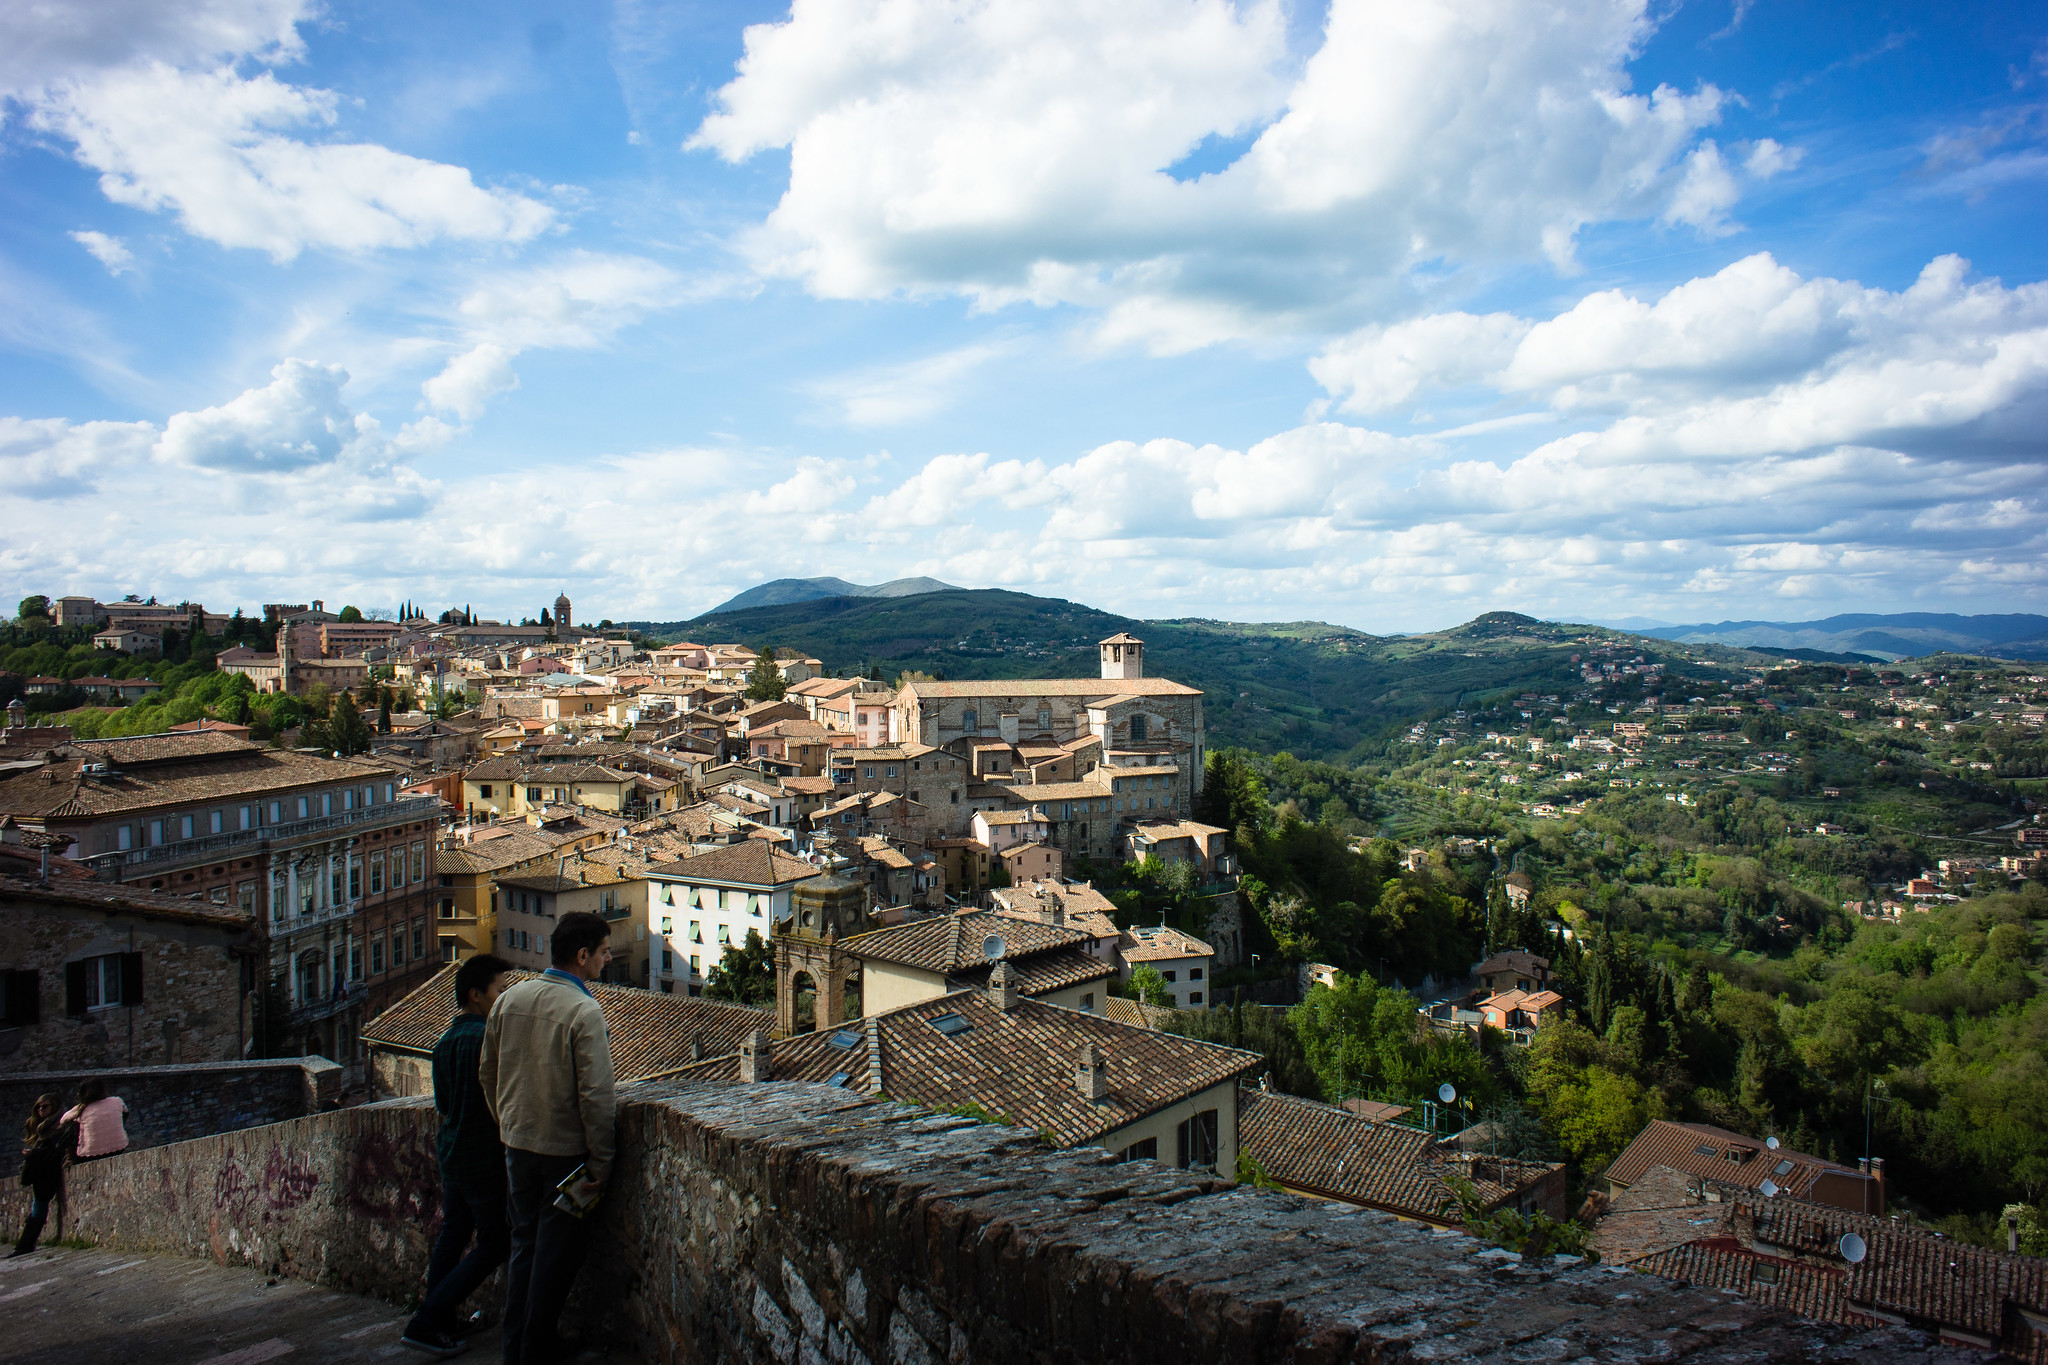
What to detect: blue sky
<box><xmin>2</xmin><ymin>0</ymin><xmax>2044</xmax><ymax>632</ymax></box>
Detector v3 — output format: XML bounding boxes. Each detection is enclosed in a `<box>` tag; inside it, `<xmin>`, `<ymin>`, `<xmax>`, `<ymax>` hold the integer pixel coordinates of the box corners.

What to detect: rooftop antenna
<box><xmin>981</xmin><ymin>933</ymin><xmax>1006</xmax><ymax>962</ymax></box>
<box><xmin>1766</xmin><ymin>1135</ymin><xmax>1780</xmax><ymax>1150</ymax></box>
<box><xmin>1839</xmin><ymin>1233</ymin><xmax>1867</xmax><ymax>1264</ymax></box>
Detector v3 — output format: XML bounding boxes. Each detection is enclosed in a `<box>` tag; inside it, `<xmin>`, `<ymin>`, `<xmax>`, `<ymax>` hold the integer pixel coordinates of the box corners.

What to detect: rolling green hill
<box><xmin>629</xmin><ymin>590</ymin><xmax>1764</xmax><ymax>760</ymax></box>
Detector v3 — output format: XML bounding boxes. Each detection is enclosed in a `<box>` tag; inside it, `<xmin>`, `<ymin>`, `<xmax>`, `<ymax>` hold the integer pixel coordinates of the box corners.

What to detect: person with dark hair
<box><xmin>479</xmin><ymin>913</ymin><xmax>615</xmax><ymax>1365</ymax></box>
<box><xmin>402</xmin><ymin>954</ymin><xmax>517</xmax><ymax>1359</ymax></box>
<box><xmin>61</xmin><ymin>1078</ymin><xmax>127</xmax><ymax>1163</ymax></box>
<box><xmin>11</xmin><ymin>1094</ymin><xmax>65</xmax><ymax>1257</ymax></box>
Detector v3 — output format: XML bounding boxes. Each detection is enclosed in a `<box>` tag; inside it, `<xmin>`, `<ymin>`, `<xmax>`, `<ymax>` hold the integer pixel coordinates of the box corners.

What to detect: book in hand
<box><xmin>552</xmin><ymin>1164</ymin><xmax>602</xmax><ymax>1218</ymax></box>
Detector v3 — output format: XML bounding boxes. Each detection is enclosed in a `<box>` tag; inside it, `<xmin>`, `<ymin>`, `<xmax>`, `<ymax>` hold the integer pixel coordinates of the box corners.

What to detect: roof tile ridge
<box><xmin>864</xmin><ymin>1014</ymin><xmax>884</xmax><ymax>1096</ymax></box>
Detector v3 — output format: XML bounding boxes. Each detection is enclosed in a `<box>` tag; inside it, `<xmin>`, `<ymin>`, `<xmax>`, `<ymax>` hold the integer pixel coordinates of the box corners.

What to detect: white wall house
<box><xmin>643</xmin><ymin>841</ymin><xmax>819</xmax><ymax>995</ymax></box>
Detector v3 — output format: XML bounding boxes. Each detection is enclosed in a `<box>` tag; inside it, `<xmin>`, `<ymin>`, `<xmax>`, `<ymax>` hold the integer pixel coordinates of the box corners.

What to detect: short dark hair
<box><xmin>550</xmin><ymin>913</ymin><xmax>611</xmax><ymax>967</ymax></box>
<box><xmin>77</xmin><ymin>1077</ymin><xmax>107</xmax><ymax>1105</ymax></box>
<box><xmin>455</xmin><ymin>953</ymin><xmax>513</xmax><ymax>1008</ymax></box>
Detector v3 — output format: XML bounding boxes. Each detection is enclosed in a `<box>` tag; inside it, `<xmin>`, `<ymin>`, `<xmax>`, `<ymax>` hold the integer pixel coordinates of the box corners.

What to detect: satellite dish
<box><xmin>1437</xmin><ymin>1083</ymin><xmax>1457</xmax><ymax>1103</ymax></box>
<box><xmin>981</xmin><ymin>934</ymin><xmax>1006</xmax><ymax>961</ymax></box>
<box><xmin>1765</xmin><ymin>1135</ymin><xmax>1780</xmax><ymax>1150</ymax></box>
<box><xmin>1840</xmin><ymin>1233</ymin><xmax>1867</xmax><ymax>1264</ymax></box>
<box><xmin>1759</xmin><ymin>1179</ymin><xmax>1780</xmax><ymax>1198</ymax></box>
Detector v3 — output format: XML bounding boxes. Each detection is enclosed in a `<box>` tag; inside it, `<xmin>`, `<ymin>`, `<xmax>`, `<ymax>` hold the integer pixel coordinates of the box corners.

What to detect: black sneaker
<box><xmin>401</xmin><ymin>1327</ymin><xmax>470</xmax><ymax>1359</ymax></box>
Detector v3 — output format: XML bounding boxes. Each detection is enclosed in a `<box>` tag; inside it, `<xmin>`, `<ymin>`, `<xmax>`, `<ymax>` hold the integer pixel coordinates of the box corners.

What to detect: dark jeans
<box><xmin>407</xmin><ymin>1164</ymin><xmax>509</xmax><ymax>1336</ymax></box>
<box><xmin>502</xmin><ymin>1149</ymin><xmax>594</xmax><ymax>1365</ymax></box>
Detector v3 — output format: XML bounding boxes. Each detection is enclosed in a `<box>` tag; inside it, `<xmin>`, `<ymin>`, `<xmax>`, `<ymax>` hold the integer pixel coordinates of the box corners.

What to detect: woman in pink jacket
<box><xmin>60</xmin><ymin>1078</ymin><xmax>128</xmax><ymax>1163</ymax></box>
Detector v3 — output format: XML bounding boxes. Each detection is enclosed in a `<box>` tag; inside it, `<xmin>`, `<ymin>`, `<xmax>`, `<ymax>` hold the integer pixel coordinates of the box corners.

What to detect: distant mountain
<box><xmin>704</xmin><ymin>576</ymin><xmax>961</xmax><ymax>614</ymax></box>
<box><xmin>1629</xmin><ymin>613</ymin><xmax>2048</xmax><ymax>661</ymax></box>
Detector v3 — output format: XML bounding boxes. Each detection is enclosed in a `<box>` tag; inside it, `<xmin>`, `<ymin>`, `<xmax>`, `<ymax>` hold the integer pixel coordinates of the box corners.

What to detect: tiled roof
<box><xmin>904</xmin><ymin>678</ymin><xmax>1200</xmax><ymax>699</ymax></box>
<box><xmin>0</xmin><ymin>748</ymin><xmax>408</xmax><ymax>820</ymax></box>
<box><xmin>71</xmin><ymin>731</ymin><xmax>254</xmax><ymax>764</ymax></box>
<box><xmin>1236</xmin><ymin>1085</ymin><xmax>1560</xmax><ymax>1225</ymax></box>
<box><xmin>1478</xmin><ymin>950</ymin><xmax>1552</xmax><ymax>976</ymax></box>
<box><xmin>1120</xmin><ymin>926</ymin><xmax>1213</xmax><ymax>962</ymax></box>
<box><xmin>1607</xmin><ymin>1119</ymin><xmax>1857</xmax><ymax>1200</ymax></box>
<box><xmin>1127</xmin><ymin>819</ymin><xmax>1227</xmax><ymax>844</ymax></box>
<box><xmin>648</xmin><ymin>839</ymin><xmax>821</xmax><ymax>888</ymax></box>
<box><xmin>1603</xmin><ymin>1165</ymin><xmax>2048</xmax><ymax>1362</ymax></box>
<box><xmin>1101</xmin><ymin>996</ymin><xmax>1178</xmax><ymax>1029</ymax></box>
<box><xmin>682</xmin><ymin>990</ymin><xmax>1259</xmax><ymax>1146</ymax></box>
<box><xmin>0</xmin><ymin>872</ymin><xmax>257</xmax><ymax>932</ymax></box>
<box><xmin>843</xmin><ymin>910</ymin><xmax>1087</xmax><ymax>975</ymax></box>
<box><xmin>361</xmin><ymin>963</ymin><xmax>769</xmax><ymax>1081</ymax></box>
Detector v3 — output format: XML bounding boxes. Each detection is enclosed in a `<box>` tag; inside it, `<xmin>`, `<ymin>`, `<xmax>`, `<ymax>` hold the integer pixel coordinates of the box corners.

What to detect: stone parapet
<box><xmin>0</xmin><ymin>1057</ymin><xmax>341</xmax><ymax>1153</ymax></box>
<box><xmin>0</xmin><ymin>1080</ymin><xmax>1976</xmax><ymax>1363</ymax></box>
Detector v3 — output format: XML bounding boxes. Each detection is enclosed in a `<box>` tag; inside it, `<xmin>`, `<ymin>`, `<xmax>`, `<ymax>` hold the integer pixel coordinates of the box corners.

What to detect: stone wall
<box><xmin>0</xmin><ymin>1080</ymin><xmax>1973</xmax><ymax>1364</ymax></box>
<box><xmin>0</xmin><ymin>885</ymin><xmax>250</xmax><ymax>1072</ymax></box>
<box><xmin>0</xmin><ymin>1057</ymin><xmax>340</xmax><ymax>1152</ymax></box>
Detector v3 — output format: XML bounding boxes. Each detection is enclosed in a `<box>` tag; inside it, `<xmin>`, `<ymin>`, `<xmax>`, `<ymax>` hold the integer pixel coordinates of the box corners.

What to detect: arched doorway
<box><xmin>790</xmin><ymin>971</ymin><xmax>817</xmax><ymax>1034</ymax></box>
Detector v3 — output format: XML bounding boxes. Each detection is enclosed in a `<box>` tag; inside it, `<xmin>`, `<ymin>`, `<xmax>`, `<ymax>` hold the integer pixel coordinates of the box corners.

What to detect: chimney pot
<box><xmin>1074</xmin><ymin>1042</ymin><xmax>1107</xmax><ymax>1101</ymax></box>
<box><xmin>989</xmin><ymin>960</ymin><xmax>1019</xmax><ymax>1012</ymax></box>
<box><xmin>740</xmin><ymin>1029</ymin><xmax>771</xmax><ymax>1083</ymax></box>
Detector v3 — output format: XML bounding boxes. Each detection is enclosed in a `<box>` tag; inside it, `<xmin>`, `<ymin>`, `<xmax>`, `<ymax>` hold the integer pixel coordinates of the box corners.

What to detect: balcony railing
<box><xmin>83</xmin><ymin>795</ymin><xmax>441</xmax><ymax>877</ymax></box>
<box><xmin>289</xmin><ymin>983</ymin><xmax>367</xmax><ymax>1023</ymax></box>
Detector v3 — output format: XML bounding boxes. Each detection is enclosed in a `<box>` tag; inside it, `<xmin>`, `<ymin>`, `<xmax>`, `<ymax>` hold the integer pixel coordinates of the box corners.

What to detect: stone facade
<box><xmin>0</xmin><ymin>1080</ymin><xmax>1978</xmax><ymax>1365</ymax></box>
<box><xmin>0</xmin><ymin>1057</ymin><xmax>339</xmax><ymax>1150</ymax></box>
<box><xmin>0</xmin><ymin>879</ymin><xmax>254</xmax><ymax>1072</ymax></box>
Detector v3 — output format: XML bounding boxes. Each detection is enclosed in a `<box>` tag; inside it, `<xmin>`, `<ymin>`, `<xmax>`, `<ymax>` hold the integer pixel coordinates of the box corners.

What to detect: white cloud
<box><xmin>454</xmin><ymin>253</ymin><xmax>685</xmax><ymax>351</ymax></box>
<box><xmin>692</xmin><ymin>0</ymin><xmax>1731</xmax><ymax>348</ymax></box>
<box><xmin>154</xmin><ymin>358</ymin><xmax>377</xmax><ymax>470</ymax></box>
<box><xmin>1310</xmin><ymin>311</ymin><xmax>1531</xmax><ymax>414</ymax></box>
<box><xmin>1662</xmin><ymin>141</ymin><xmax>1741</xmax><ymax>234</ymax></box>
<box><xmin>8</xmin><ymin>1</ymin><xmax>554</xmax><ymax>260</ymax></box>
<box><xmin>32</xmin><ymin>65</ymin><xmax>555</xmax><ymax>260</ymax></box>
<box><xmin>810</xmin><ymin>340</ymin><xmax>1013</xmax><ymax>426</ymax></box>
<box><xmin>0</xmin><ymin>0</ymin><xmax>306</xmax><ymax>96</ymax></box>
<box><xmin>68</xmin><ymin>230</ymin><xmax>135</xmax><ymax>274</ymax></box>
<box><xmin>422</xmin><ymin>343</ymin><xmax>519</xmax><ymax>421</ymax></box>
<box><xmin>1744</xmin><ymin>138</ymin><xmax>1803</xmax><ymax>179</ymax></box>
<box><xmin>0</xmin><ymin>416</ymin><xmax>156</xmax><ymax>497</ymax></box>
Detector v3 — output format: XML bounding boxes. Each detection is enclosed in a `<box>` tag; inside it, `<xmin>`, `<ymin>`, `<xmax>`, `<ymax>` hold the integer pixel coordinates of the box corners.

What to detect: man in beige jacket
<box><xmin>479</xmin><ymin>912</ymin><xmax>615</xmax><ymax>1365</ymax></box>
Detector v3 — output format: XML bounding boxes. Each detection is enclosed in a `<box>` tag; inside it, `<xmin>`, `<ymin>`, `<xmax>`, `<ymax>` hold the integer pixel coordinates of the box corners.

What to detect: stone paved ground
<box><xmin>0</xmin><ymin>1244</ymin><xmax>619</xmax><ymax>1365</ymax></box>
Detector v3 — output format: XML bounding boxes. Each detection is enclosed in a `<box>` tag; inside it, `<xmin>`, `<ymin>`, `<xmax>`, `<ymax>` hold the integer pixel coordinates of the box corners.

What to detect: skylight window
<box><xmin>1773</xmin><ymin>1159</ymin><xmax>1794</xmax><ymax>1176</ymax></box>
<box><xmin>929</xmin><ymin>1012</ymin><xmax>972</xmax><ymax>1037</ymax></box>
<box><xmin>828</xmin><ymin>1030</ymin><xmax>860</xmax><ymax>1050</ymax></box>
<box><xmin>828</xmin><ymin>1071</ymin><xmax>851</xmax><ymax>1088</ymax></box>
<box><xmin>1693</xmin><ymin>1144</ymin><xmax>1718</xmax><ymax>1157</ymax></box>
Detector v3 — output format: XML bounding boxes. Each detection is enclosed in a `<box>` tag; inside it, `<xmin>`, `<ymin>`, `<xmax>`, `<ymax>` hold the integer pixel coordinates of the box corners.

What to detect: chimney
<box><xmin>2011</xmin><ymin>1214</ymin><xmax>2021</xmax><ymax>1254</ymax></box>
<box><xmin>1074</xmin><ymin>1042</ymin><xmax>1107</xmax><ymax>1101</ymax></box>
<box><xmin>690</xmin><ymin>1035</ymin><xmax>705</xmax><ymax>1062</ymax></box>
<box><xmin>988</xmin><ymin>960</ymin><xmax>1019</xmax><ymax>1012</ymax></box>
<box><xmin>1869</xmin><ymin>1157</ymin><xmax>1886</xmax><ymax>1216</ymax></box>
<box><xmin>739</xmin><ymin>1030</ymin><xmax>771</xmax><ymax>1083</ymax></box>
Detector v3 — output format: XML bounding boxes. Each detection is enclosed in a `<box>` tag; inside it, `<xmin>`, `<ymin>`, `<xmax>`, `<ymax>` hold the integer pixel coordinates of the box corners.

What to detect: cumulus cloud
<box><xmin>8</xmin><ymin>1</ymin><xmax>553</xmax><ymax>259</ymax></box>
<box><xmin>692</xmin><ymin>0</ymin><xmax>1731</xmax><ymax>348</ymax></box>
<box><xmin>69</xmin><ymin>230</ymin><xmax>135</xmax><ymax>274</ymax></box>
<box><xmin>0</xmin><ymin>416</ymin><xmax>156</xmax><ymax>498</ymax></box>
<box><xmin>155</xmin><ymin>358</ymin><xmax>377</xmax><ymax>470</ymax></box>
<box><xmin>1315</xmin><ymin>252</ymin><xmax>2048</xmax><ymax>458</ymax></box>
<box><xmin>422</xmin><ymin>343</ymin><xmax>519</xmax><ymax>421</ymax></box>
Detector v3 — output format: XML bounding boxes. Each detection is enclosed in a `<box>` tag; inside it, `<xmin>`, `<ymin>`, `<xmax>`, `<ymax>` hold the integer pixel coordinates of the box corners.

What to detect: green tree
<box><xmin>377</xmin><ymin>689</ymin><xmax>393</xmax><ymax>734</ymax></box>
<box><xmin>745</xmin><ymin>649</ymin><xmax>788</xmax><ymax>702</ymax></box>
<box><xmin>704</xmin><ymin>928</ymin><xmax>775</xmax><ymax>1007</ymax></box>
<box><xmin>1294</xmin><ymin>971</ymin><xmax>1427</xmax><ymax>1103</ymax></box>
<box><xmin>336</xmin><ymin>605</ymin><xmax>364</xmax><ymax>623</ymax></box>
<box><xmin>17</xmin><ymin>595</ymin><xmax>49</xmax><ymax>621</ymax></box>
<box><xmin>324</xmin><ymin>692</ymin><xmax>373</xmax><ymax>756</ymax></box>
<box><xmin>1128</xmin><ymin>965</ymin><xmax>1175</xmax><ymax>1008</ymax></box>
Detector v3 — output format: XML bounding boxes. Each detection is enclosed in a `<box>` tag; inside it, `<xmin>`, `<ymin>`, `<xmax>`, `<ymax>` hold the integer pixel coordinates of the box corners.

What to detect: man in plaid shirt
<box><xmin>403</xmin><ymin>953</ymin><xmax>515</xmax><ymax>1359</ymax></box>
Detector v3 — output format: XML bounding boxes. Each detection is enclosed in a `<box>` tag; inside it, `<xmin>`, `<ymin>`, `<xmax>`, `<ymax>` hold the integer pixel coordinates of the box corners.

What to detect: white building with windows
<box><xmin>1117</xmin><ymin>925</ymin><xmax>1216</xmax><ymax>1011</ymax></box>
<box><xmin>644</xmin><ymin>841</ymin><xmax>820</xmax><ymax>994</ymax></box>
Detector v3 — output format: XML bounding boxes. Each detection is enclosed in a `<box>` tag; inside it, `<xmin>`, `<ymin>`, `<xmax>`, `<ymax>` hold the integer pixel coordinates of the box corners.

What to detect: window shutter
<box><xmin>121</xmin><ymin>951</ymin><xmax>145</xmax><ymax>1005</ymax></box>
<box><xmin>4</xmin><ymin>969</ymin><xmax>39</xmax><ymax>1026</ymax></box>
<box><xmin>65</xmin><ymin>960</ymin><xmax>88</xmax><ymax>1017</ymax></box>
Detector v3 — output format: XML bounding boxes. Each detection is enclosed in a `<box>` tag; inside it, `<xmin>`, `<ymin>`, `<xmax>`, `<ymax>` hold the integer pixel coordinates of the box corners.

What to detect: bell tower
<box><xmin>553</xmin><ymin>590</ymin><xmax>572</xmax><ymax>635</ymax></box>
<box><xmin>774</xmin><ymin>870</ymin><xmax>867</xmax><ymax>1035</ymax></box>
<box><xmin>1099</xmin><ymin>632</ymin><xmax>1144</xmax><ymax>680</ymax></box>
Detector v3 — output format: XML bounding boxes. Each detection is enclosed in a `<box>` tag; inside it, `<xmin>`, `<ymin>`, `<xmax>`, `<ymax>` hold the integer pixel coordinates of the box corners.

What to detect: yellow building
<box><xmin>429</xmin><ymin>809</ymin><xmax>628</xmax><ymax>961</ymax></box>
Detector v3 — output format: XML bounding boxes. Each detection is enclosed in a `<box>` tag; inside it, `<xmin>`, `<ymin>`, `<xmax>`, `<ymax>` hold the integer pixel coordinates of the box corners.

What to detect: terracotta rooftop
<box><xmin>1607</xmin><ymin>1119</ymin><xmax>1859</xmax><ymax>1202</ymax></box>
<box><xmin>1100</xmin><ymin>996</ymin><xmax>1178</xmax><ymax>1029</ymax></box>
<box><xmin>902</xmin><ymin>678</ymin><xmax>1200</xmax><ymax>699</ymax></box>
<box><xmin>1599</xmin><ymin>1165</ymin><xmax>2048</xmax><ymax>1361</ymax></box>
<box><xmin>1237</xmin><ymin>1085</ymin><xmax>1560</xmax><ymax>1226</ymax></box>
<box><xmin>649</xmin><ymin>840</ymin><xmax>822</xmax><ymax>888</ymax></box>
<box><xmin>843</xmin><ymin>910</ymin><xmax>1088</xmax><ymax>975</ymax></box>
<box><xmin>679</xmin><ymin>990</ymin><xmax>1259</xmax><ymax>1148</ymax></box>
<box><xmin>0</xmin><ymin>871</ymin><xmax>256</xmax><ymax>932</ymax></box>
<box><xmin>362</xmin><ymin>963</ymin><xmax>769</xmax><ymax>1081</ymax></box>
<box><xmin>1119</xmin><ymin>925</ymin><xmax>1214</xmax><ymax>962</ymax></box>
<box><xmin>0</xmin><ymin>748</ymin><xmax>410</xmax><ymax>821</ymax></box>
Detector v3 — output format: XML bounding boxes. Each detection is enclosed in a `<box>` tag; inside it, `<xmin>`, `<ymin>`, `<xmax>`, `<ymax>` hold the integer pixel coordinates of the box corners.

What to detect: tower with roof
<box><xmin>1099</xmin><ymin>632</ymin><xmax>1144</xmax><ymax>680</ymax></box>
